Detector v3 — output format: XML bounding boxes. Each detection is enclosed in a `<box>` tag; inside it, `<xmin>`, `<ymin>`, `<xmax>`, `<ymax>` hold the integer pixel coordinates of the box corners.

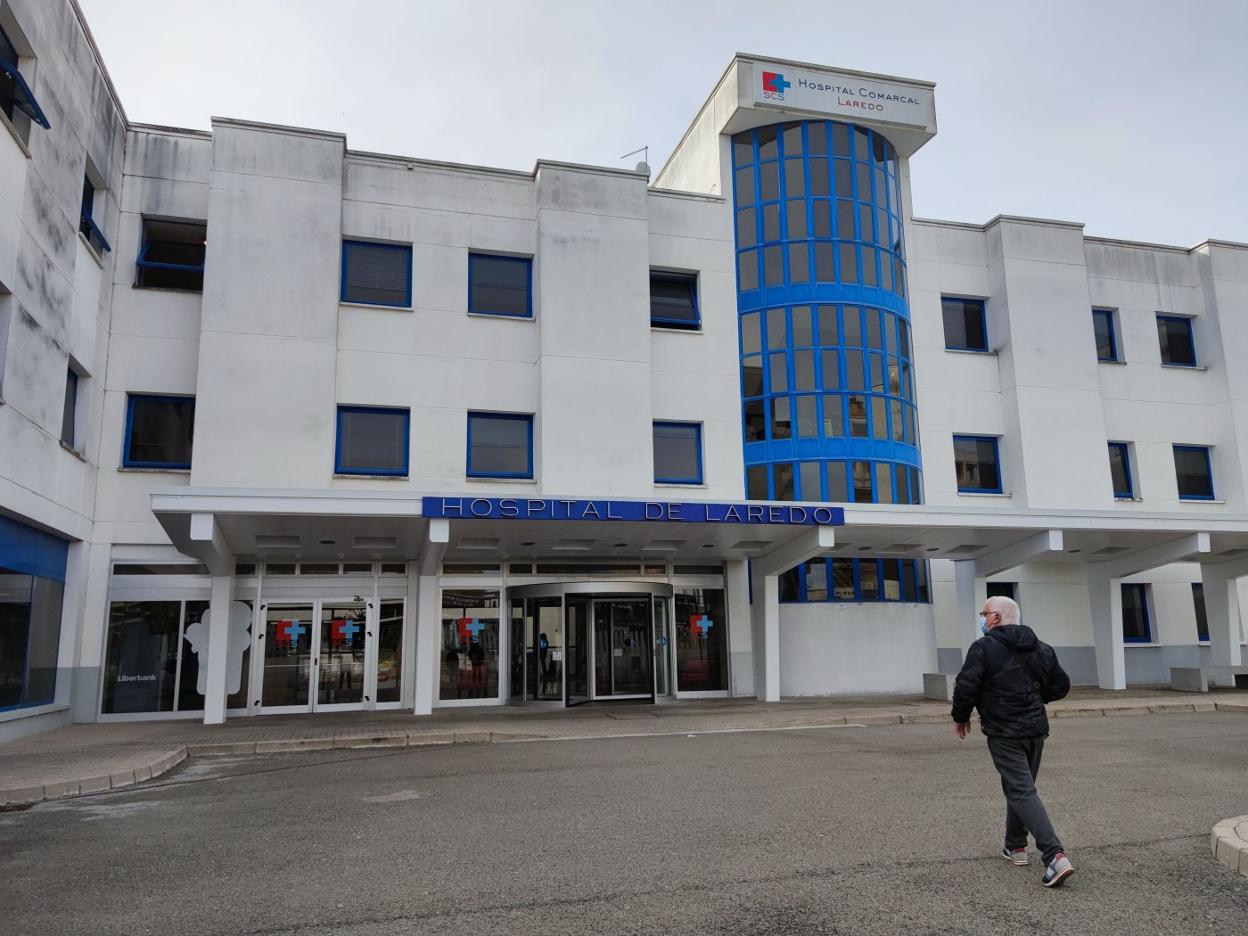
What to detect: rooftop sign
<box><xmin>752</xmin><ymin>62</ymin><xmax>935</xmax><ymax>130</ymax></box>
<box><xmin>422</xmin><ymin>497</ymin><xmax>843</xmax><ymax>526</ymax></box>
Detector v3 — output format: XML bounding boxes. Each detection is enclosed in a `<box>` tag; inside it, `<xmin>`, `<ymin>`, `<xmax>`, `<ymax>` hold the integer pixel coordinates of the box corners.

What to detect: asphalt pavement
<box><xmin>2</xmin><ymin>713</ymin><xmax>1246</xmax><ymax>935</ymax></box>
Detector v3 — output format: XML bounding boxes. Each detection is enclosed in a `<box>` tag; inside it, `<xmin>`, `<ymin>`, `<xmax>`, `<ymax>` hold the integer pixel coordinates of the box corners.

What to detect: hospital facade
<box><xmin>1</xmin><ymin>0</ymin><xmax>1247</xmax><ymax>740</ymax></box>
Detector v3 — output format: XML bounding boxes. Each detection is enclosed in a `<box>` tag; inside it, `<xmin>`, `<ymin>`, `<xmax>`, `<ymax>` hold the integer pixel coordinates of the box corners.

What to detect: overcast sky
<box><xmin>78</xmin><ymin>0</ymin><xmax>1248</xmax><ymax>246</ymax></box>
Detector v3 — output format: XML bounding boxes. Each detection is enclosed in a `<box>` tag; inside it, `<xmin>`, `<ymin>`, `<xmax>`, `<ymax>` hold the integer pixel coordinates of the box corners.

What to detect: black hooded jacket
<box><xmin>951</xmin><ymin>624</ymin><xmax>1070</xmax><ymax>738</ymax></box>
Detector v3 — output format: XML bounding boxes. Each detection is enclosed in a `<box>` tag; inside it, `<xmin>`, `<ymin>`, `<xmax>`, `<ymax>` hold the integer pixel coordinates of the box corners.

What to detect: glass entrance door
<box><xmin>260</xmin><ymin>600</ymin><xmax>370</xmax><ymax>713</ymax></box>
<box><xmin>565</xmin><ymin>595</ymin><xmax>591</xmax><ymax>706</ymax></box>
<box><xmin>592</xmin><ymin>599</ymin><xmax>654</xmax><ymax>700</ymax></box>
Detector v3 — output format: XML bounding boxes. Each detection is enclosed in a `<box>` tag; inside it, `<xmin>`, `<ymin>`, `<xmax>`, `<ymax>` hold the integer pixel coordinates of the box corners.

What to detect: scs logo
<box><xmin>761</xmin><ymin>71</ymin><xmax>791</xmax><ymax>100</ymax></box>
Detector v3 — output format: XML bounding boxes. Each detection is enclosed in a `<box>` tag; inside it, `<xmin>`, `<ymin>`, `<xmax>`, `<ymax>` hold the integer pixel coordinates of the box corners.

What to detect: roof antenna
<box><xmin>621</xmin><ymin>145</ymin><xmax>650</xmax><ymax>178</ymax></box>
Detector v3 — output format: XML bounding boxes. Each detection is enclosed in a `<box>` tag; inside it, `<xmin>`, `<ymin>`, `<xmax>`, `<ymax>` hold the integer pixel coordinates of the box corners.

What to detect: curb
<box><xmin>2</xmin><ymin>702</ymin><xmax>1245</xmax><ymax>808</ymax></box>
<box><xmin>1212</xmin><ymin>815</ymin><xmax>1248</xmax><ymax>878</ymax></box>
<box><xmin>0</xmin><ymin>730</ymin><xmax>510</xmax><ymax>808</ymax></box>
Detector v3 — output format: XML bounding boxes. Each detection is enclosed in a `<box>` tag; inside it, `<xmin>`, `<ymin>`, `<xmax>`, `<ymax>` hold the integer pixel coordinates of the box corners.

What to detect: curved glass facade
<box><xmin>732</xmin><ymin>120</ymin><xmax>922</xmax><ymax>508</ymax></box>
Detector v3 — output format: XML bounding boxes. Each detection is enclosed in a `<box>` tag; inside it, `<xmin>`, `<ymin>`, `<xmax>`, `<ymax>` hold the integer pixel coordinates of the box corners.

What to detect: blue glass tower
<box><xmin>732</xmin><ymin>120</ymin><xmax>928</xmax><ymax>603</ymax></box>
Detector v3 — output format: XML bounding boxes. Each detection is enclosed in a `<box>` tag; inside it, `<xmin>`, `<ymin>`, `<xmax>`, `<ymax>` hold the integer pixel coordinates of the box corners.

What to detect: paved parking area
<box><xmin>2</xmin><ymin>712</ymin><xmax>1246</xmax><ymax>934</ymax></box>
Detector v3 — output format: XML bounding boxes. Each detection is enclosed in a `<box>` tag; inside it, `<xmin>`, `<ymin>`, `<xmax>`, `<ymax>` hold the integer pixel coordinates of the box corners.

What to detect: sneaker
<box><xmin>1042</xmin><ymin>852</ymin><xmax>1074</xmax><ymax>888</ymax></box>
<box><xmin>1001</xmin><ymin>847</ymin><xmax>1029</xmax><ymax>866</ymax></box>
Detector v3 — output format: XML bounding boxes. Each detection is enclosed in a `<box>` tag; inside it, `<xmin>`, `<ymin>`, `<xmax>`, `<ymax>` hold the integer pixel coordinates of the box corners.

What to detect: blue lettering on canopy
<box><xmin>422</xmin><ymin>497</ymin><xmax>842</xmax><ymax>526</ymax></box>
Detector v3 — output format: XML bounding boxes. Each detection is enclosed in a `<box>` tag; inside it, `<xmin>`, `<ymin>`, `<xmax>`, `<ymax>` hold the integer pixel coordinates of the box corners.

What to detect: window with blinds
<box><xmin>336</xmin><ymin>406</ymin><xmax>410</xmax><ymax>476</ymax></box>
<box><xmin>341</xmin><ymin>240</ymin><xmax>412</xmax><ymax>307</ymax></box>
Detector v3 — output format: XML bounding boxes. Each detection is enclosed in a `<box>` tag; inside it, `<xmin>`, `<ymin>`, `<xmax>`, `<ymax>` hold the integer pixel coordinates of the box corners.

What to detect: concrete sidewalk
<box><xmin>3</xmin><ymin>687</ymin><xmax>1246</xmax><ymax>806</ymax></box>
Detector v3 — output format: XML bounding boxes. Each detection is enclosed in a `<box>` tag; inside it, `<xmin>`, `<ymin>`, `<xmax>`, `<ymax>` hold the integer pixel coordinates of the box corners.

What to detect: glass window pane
<box><xmin>774</xmin><ymin>463</ymin><xmax>795</xmax><ymax>500</ymax></box>
<box><xmin>1174</xmin><ymin>446</ymin><xmax>1213</xmax><ymax>499</ymax></box>
<box><xmin>817</xmin><ymin>305</ymin><xmax>838</xmax><ymax>346</ymax></box>
<box><xmin>1109</xmin><ymin>443</ymin><xmax>1132</xmax><ymax>497</ymax></box>
<box><xmin>822</xmin><ymin>394</ymin><xmax>844</xmax><ymax>436</ymax></box>
<box><xmin>468</xmin><ymin>414</ymin><xmax>531</xmax><ymax>477</ymax></box>
<box><xmin>849</xmin><ymin>396</ymin><xmax>868</xmax><ymax>437</ymax></box>
<box><xmin>747</xmin><ymin>465</ymin><xmax>768</xmax><ymax>499</ymax></box>
<box><xmin>871</xmin><ymin>397</ymin><xmax>888</xmax><ymax>439</ymax></box>
<box><xmin>891</xmin><ymin>399</ymin><xmax>904</xmax><ymax>441</ymax></box>
<box><xmin>441</xmin><ymin>589</ymin><xmax>500</xmax><ymax>699</ymax></box>
<box><xmin>814</xmin><ymin>242</ymin><xmax>835</xmax><ymax>281</ymax></box>
<box><xmin>1120</xmin><ymin>584</ymin><xmax>1150</xmax><ymax>642</ymax></box>
<box><xmin>796</xmin><ymin>396</ymin><xmax>818</xmax><ymax>437</ymax></box>
<box><xmin>812</xmin><ymin>200</ymin><xmax>831</xmax><ymax>237</ymax></box>
<box><xmin>808</xmin><ymin>123</ymin><xmax>828</xmax><ymax>156</ymax></box>
<box><xmin>759</xmin><ymin>161</ymin><xmax>779</xmax><ymax>201</ymax></box>
<box><xmin>758</xmin><ymin>126</ymin><xmax>778</xmax><ymax>160</ymax></box>
<box><xmin>733</xmin><ymin>137</ymin><xmax>753</xmax><ymax>166</ymax></box>
<box><xmin>836</xmin><ymin>199</ymin><xmax>854</xmax><ymax>240</ymax></box>
<box><xmin>832</xmin><ymin>558</ymin><xmax>855</xmax><ymax>599</ymax></box>
<box><xmin>769</xmin><ymin>352</ymin><xmax>789</xmax><ymax>393</ymax></box>
<box><xmin>342</xmin><ymin>241</ymin><xmax>411</xmax><ymax>306</ymax></box>
<box><xmin>809</xmin><ymin>158</ymin><xmax>829</xmax><ymax>197</ymax></box>
<box><xmin>804</xmin><ymin>559</ymin><xmax>828</xmax><ymax>601</ymax></box>
<box><xmin>831</xmin><ymin>123</ymin><xmax>851</xmax><ymax>157</ymax></box>
<box><xmin>852</xmin><ymin>461</ymin><xmax>873</xmax><ymax>502</ymax></box>
<box><xmin>1157</xmin><ymin>316</ymin><xmax>1196</xmax><ymax>366</ymax></box>
<box><xmin>650</xmin><ymin>272</ymin><xmax>698</xmax><ymax>326</ymax></box>
<box><xmin>337</xmin><ymin>408</ymin><xmax>407</xmax><ymax>474</ymax></box>
<box><xmin>0</xmin><ymin>571</ymin><xmax>33</xmax><ymax>708</ymax></box>
<box><xmin>843</xmin><ymin>307</ymin><xmax>862</xmax><ymax>346</ymax></box>
<box><xmin>834</xmin><ymin>159</ymin><xmax>853</xmax><ymax>198</ymax></box>
<box><xmin>787</xmin><ymin>200</ymin><xmax>807</xmax><ymax>240</ymax></box>
<box><xmin>742</xmin><ymin>356</ymin><xmax>764</xmax><ymax>397</ymax></box>
<box><xmin>766</xmin><ymin>308</ymin><xmax>787</xmax><ymax>350</ymax></box>
<box><xmin>1193</xmin><ymin>583</ymin><xmax>1209</xmax><ymax>642</ymax></box>
<box><xmin>859</xmin><ymin>559</ymin><xmax>880</xmax><ymax>599</ymax></box>
<box><xmin>784</xmin><ymin>158</ymin><xmax>805</xmax><ymax>198</ymax></box>
<box><xmin>826</xmin><ymin>462</ymin><xmax>848</xmax><ymax>502</ymax></box>
<box><xmin>735</xmin><ymin>167</ymin><xmax>755</xmax><ymax>206</ymax></box>
<box><xmin>1093</xmin><ymin>310</ymin><xmax>1115</xmax><ymax>361</ymax></box>
<box><xmin>942</xmin><ymin>297</ymin><xmax>987</xmax><ymax>351</ymax></box>
<box><xmin>762</xmin><ymin>203</ymin><xmax>780</xmax><ymax>242</ymax></box>
<box><xmin>744</xmin><ymin>401</ymin><xmax>765</xmax><ymax>442</ymax></box>
<box><xmin>792</xmin><ymin>306</ymin><xmax>813</xmax><ymax>346</ymax></box>
<box><xmin>954</xmin><ymin>436</ymin><xmax>1001</xmax><ymax>492</ymax></box>
<box><xmin>788</xmin><ymin>243</ymin><xmax>809</xmax><ymax>283</ymax></box>
<box><xmin>102</xmin><ymin>601</ymin><xmax>181</xmax><ymax>713</ymax></box>
<box><xmin>782</xmin><ymin>124</ymin><xmax>803</xmax><ymax>156</ymax></box>
<box><xmin>738</xmin><ymin>250</ymin><xmax>758</xmax><ymax>291</ymax></box>
<box><xmin>377</xmin><ymin>601</ymin><xmax>404</xmax><ymax>703</ymax></box>
<box><xmin>799</xmin><ymin>461</ymin><xmax>821</xmax><ymax>499</ymax></box>
<box><xmin>741</xmin><ymin>311</ymin><xmax>762</xmax><ymax>354</ymax></box>
<box><xmin>736</xmin><ymin>208</ymin><xmax>757</xmax><ymax>249</ymax></box>
<box><xmin>19</xmin><ymin>577</ymin><xmax>63</xmax><ymax>707</ymax></box>
<box><xmin>653</xmin><ymin>423</ymin><xmax>701</xmax><ymax>483</ymax></box>
<box><xmin>866</xmin><ymin>309</ymin><xmax>883</xmax><ymax>350</ymax></box>
<box><xmin>674</xmin><ymin>588</ymin><xmax>727</xmax><ymax>691</ymax></box>
<box><xmin>882</xmin><ymin>559</ymin><xmax>901</xmax><ymax>600</ymax></box>
<box><xmin>763</xmin><ymin>245</ymin><xmax>783</xmax><ymax>285</ymax></box>
<box><xmin>862</xmin><ymin>246</ymin><xmax>878</xmax><ymax>287</ymax></box>
<box><xmin>794</xmin><ymin>350</ymin><xmax>815</xmax><ymax>391</ymax></box>
<box><xmin>771</xmin><ymin>398</ymin><xmax>792</xmax><ymax>440</ymax></box>
<box><xmin>469</xmin><ymin>254</ymin><xmax>530</xmax><ymax>316</ymax></box>
<box><xmin>846</xmin><ymin>351</ymin><xmax>865</xmax><ymax>390</ymax></box>
<box><xmin>821</xmin><ymin>350</ymin><xmax>841</xmax><ymax>390</ymax></box>
<box><xmin>126</xmin><ymin>396</ymin><xmax>195</xmax><ymax>468</ymax></box>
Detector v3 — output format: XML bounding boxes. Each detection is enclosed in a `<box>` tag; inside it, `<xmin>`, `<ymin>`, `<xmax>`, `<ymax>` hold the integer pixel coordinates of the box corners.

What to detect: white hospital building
<box><xmin>2</xmin><ymin>0</ymin><xmax>1246</xmax><ymax>740</ymax></box>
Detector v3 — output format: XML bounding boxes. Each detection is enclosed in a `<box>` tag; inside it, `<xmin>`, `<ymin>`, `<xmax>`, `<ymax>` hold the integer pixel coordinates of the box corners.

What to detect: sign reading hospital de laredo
<box><xmin>422</xmin><ymin>497</ymin><xmax>844</xmax><ymax>526</ymax></box>
<box><xmin>753</xmin><ymin>62</ymin><xmax>935</xmax><ymax>130</ymax></box>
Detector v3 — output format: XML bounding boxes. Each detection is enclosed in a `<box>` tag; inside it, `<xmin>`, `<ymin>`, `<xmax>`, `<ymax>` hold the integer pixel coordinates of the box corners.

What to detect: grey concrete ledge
<box><xmin>3</xmin><ymin>701</ymin><xmax>1247</xmax><ymax>808</ymax></box>
<box><xmin>1211</xmin><ymin>815</ymin><xmax>1248</xmax><ymax>878</ymax></box>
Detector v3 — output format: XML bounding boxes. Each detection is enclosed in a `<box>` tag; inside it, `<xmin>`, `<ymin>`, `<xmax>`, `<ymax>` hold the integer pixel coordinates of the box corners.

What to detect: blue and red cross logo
<box><xmin>690</xmin><ymin>614</ymin><xmax>713</xmax><ymax>639</ymax></box>
<box><xmin>274</xmin><ymin>619</ymin><xmax>306</xmax><ymax>646</ymax></box>
<box><xmin>331</xmin><ymin>618</ymin><xmax>360</xmax><ymax>644</ymax></box>
<box><xmin>457</xmin><ymin>617</ymin><xmax>486</xmax><ymax>643</ymax></box>
<box><xmin>762</xmin><ymin>72</ymin><xmax>790</xmax><ymax>97</ymax></box>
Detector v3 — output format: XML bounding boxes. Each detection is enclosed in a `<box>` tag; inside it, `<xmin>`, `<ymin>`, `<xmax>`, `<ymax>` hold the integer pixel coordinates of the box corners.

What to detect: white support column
<box><xmin>413</xmin><ymin>519</ymin><xmax>449</xmax><ymax>716</ymax></box>
<box><xmin>725</xmin><ymin>559</ymin><xmax>753</xmax><ymax>697</ymax></box>
<box><xmin>1086</xmin><ymin>570</ymin><xmax>1125</xmax><ymax>690</ymax></box>
<box><xmin>954</xmin><ymin>560</ymin><xmax>986</xmax><ymax>662</ymax></box>
<box><xmin>1200</xmin><ymin>560</ymin><xmax>1246</xmax><ymax>680</ymax></box>
<box><xmin>203</xmin><ymin>573</ymin><xmax>234</xmax><ymax>725</ymax></box>
<box><xmin>750</xmin><ymin>525</ymin><xmax>837</xmax><ymax>704</ymax></box>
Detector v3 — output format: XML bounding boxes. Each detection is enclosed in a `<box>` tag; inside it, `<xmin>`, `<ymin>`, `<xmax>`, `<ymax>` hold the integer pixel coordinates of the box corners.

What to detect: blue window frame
<box><xmin>467</xmin><ymin>412</ymin><xmax>533</xmax><ymax>479</ymax></box>
<box><xmin>468</xmin><ymin>253</ymin><xmax>532</xmax><ymax>318</ymax></box>
<box><xmin>653</xmin><ymin>422</ymin><xmax>703</xmax><ymax>484</ymax></box>
<box><xmin>650</xmin><ymin>271</ymin><xmax>699</xmax><ymax>330</ymax></box>
<box><xmin>1108</xmin><ymin>442</ymin><xmax>1133</xmax><ymax>499</ymax></box>
<box><xmin>0</xmin><ymin>25</ymin><xmax>50</xmax><ymax>130</ymax></box>
<box><xmin>953</xmin><ymin>435</ymin><xmax>1002</xmax><ymax>493</ymax></box>
<box><xmin>1157</xmin><ymin>315</ymin><xmax>1196</xmax><ymax>367</ymax></box>
<box><xmin>1092</xmin><ymin>309</ymin><xmax>1118</xmax><ymax>362</ymax></box>
<box><xmin>941</xmin><ymin>296</ymin><xmax>988</xmax><ymax>352</ymax></box>
<box><xmin>1173</xmin><ymin>444</ymin><xmax>1214</xmax><ymax>500</ymax></box>
<box><xmin>340</xmin><ymin>240</ymin><xmax>412</xmax><ymax>307</ymax></box>
<box><xmin>79</xmin><ymin>174</ymin><xmax>110</xmax><ymax>254</ymax></box>
<box><xmin>60</xmin><ymin>368</ymin><xmax>78</xmax><ymax>448</ymax></box>
<box><xmin>335</xmin><ymin>406</ymin><xmax>410</xmax><ymax>477</ymax></box>
<box><xmin>1121</xmin><ymin>583</ymin><xmax>1151</xmax><ymax>643</ymax></box>
<box><xmin>123</xmin><ymin>394</ymin><xmax>195</xmax><ymax>469</ymax></box>
<box><xmin>136</xmin><ymin>218</ymin><xmax>206</xmax><ymax>291</ymax></box>
<box><xmin>779</xmin><ymin>557</ymin><xmax>932</xmax><ymax>604</ymax></box>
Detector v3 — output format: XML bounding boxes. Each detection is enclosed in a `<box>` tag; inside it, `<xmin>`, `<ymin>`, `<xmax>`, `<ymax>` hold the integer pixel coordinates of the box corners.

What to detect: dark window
<box><xmin>1108</xmin><ymin>442</ymin><xmax>1133</xmax><ymax>499</ymax></box>
<box><xmin>1092</xmin><ymin>309</ymin><xmax>1118</xmax><ymax>362</ymax></box>
<box><xmin>1121</xmin><ymin>583</ymin><xmax>1151</xmax><ymax>643</ymax></box>
<box><xmin>341</xmin><ymin>240</ymin><xmax>412</xmax><ymax>307</ymax></box>
<box><xmin>674</xmin><ymin>588</ymin><xmax>727</xmax><ymax>691</ymax></box>
<box><xmin>986</xmin><ymin>581</ymin><xmax>1016</xmax><ymax>602</ymax></box>
<box><xmin>653</xmin><ymin>422</ymin><xmax>702</xmax><ymax>484</ymax></box>
<box><xmin>335</xmin><ymin>406</ymin><xmax>409</xmax><ymax>476</ymax></box>
<box><xmin>60</xmin><ymin>368</ymin><xmax>77</xmax><ymax>447</ymax></box>
<box><xmin>79</xmin><ymin>174</ymin><xmax>110</xmax><ymax>253</ymax></box>
<box><xmin>136</xmin><ymin>219</ymin><xmax>206</xmax><ymax>291</ymax></box>
<box><xmin>1173</xmin><ymin>445</ymin><xmax>1214</xmax><ymax>500</ymax></box>
<box><xmin>1157</xmin><ymin>315</ymin><xmax>1196</xmax><ymax>367</ymax></box>
<box><xmin>467</xmin><ymin>412</ymin><xmax>533</xmax><ymax>479</ymax></box>
<box><xmin>123</xmin><ymin>395</ymin><xmax>194</xmax><ymax>469</ymax></box>
<box><xmin>0</xmin><ymin>517</ymin><xmax>66</xmax><ymax>710</ymax></box>
<box><xmin>650</xmin><ymin>271</ymin><xmax>699</xmax><ymax>329</ymax></box>
<box><xmin>468</xmin><ymin>253</ymin><xmax>531</xmax><ymax>317</ymax></box>
<box><xmin>746</xmin><ymin>465</ymin><xmax>768</xmax><ymax>499</ymax></box>
<box><xmin>953</xmin><ymin>435</ymin><xmax>1001</xmax><ymax>493</ymax></box>
<box><xmin>1192</xmin><ymin>583</ymin><xmax>1209</xmax><ymax>642</ymax></box>
<box><xmin>942</xmin><ymin>297</ymin><xmax>988</xmax><ymax>352</ymax></box>
<box><xmin>0</xmin><ymin>23</ymin><xmax>49</xmax><ymax>131</ymax></box>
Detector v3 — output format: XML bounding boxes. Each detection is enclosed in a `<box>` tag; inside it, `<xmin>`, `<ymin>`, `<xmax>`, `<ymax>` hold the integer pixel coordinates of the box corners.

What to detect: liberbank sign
<box><xmin>423</xmin><ymin>496</ymin><xmax>843</xmax><ymax>526</ymax></box>
<box><xmin>752</xmin><ymin>62</ymin><xmax>934</xmax><ymax>130</ymax></box>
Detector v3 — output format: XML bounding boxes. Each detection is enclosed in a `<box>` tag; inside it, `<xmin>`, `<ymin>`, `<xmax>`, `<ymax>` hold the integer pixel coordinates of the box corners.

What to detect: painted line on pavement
<box><xmin>495</xmin><ymin>723</ymin><xmax>869</xmax><ymax>744</ymax></box>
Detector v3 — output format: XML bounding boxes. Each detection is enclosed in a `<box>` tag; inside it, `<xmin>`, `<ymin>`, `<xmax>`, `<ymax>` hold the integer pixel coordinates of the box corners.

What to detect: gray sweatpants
<box><xmin>985</xmin><ymin>735</ymin><xmax>1064</xmax><ymax>865</ymax></box>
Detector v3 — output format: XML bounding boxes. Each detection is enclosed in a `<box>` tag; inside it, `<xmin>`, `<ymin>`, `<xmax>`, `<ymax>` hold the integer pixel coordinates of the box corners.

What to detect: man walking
<box><xmin>952</xmin><ymin>595</ymin><xmax>1075</xmax><ymax>887</ymax></box>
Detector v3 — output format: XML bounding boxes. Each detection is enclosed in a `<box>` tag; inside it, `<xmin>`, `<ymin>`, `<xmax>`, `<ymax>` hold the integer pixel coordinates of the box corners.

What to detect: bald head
<box><xmin>982</xmin><ymin>595</ymin><xmax>1020</xmax><ymax>628</ymax></box>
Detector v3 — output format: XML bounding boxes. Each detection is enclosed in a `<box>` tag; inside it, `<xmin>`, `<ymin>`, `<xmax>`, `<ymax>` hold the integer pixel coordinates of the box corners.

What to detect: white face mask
<box><xmin>979</xmin><ymin>615</ymin><xmax>990</xmax><ymax>636</ymax></box>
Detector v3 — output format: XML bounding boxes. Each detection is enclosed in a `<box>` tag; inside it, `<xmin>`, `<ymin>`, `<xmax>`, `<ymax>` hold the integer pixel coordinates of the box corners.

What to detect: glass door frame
<box><xmin>590</xmin><ymin>597</ymin><xmax>655</xmax><ymax>702</ymax></box>
<box><xmin>505</xmin><ymin>582</ymin><xmax>672</xmax><ymax>707</ymax></box>
<box><xmin>256</xmin><ymin>597</ymin><xmax>374</xmax><ymax>715</ymax></box>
